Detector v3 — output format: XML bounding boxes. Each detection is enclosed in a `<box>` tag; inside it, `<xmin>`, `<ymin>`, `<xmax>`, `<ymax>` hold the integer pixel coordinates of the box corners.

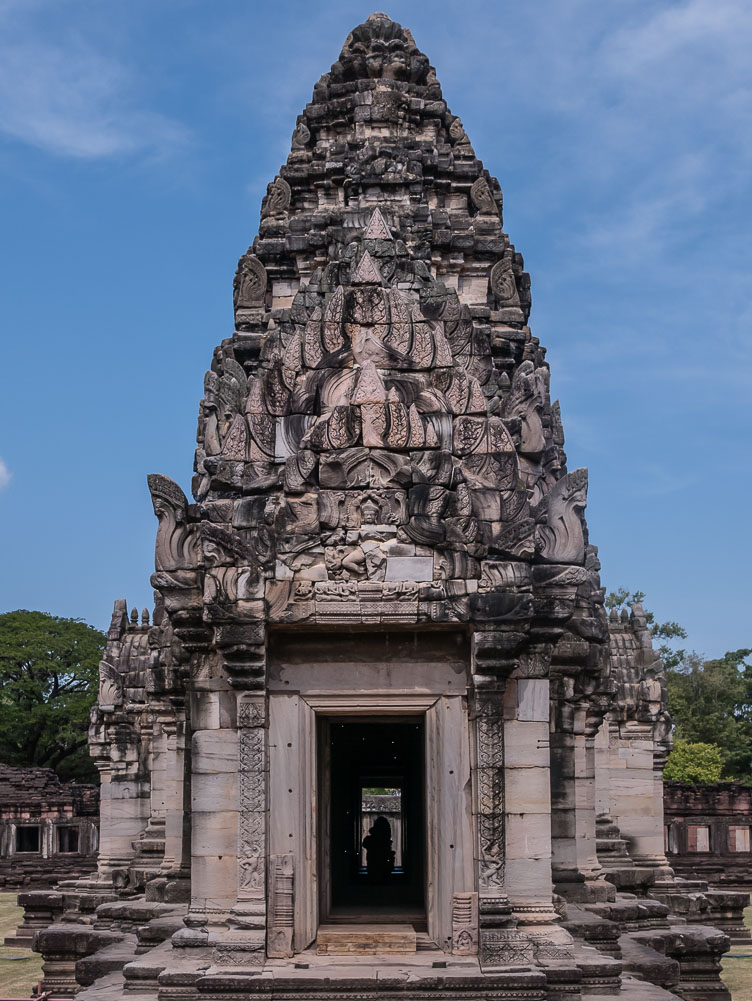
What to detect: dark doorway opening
<box><xmin>320</xmin><ymin>717</ymin><xmax>425</xmax><ymax>925</ymax></box>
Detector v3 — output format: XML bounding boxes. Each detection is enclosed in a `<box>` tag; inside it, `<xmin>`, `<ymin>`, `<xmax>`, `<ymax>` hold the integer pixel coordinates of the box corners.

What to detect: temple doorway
<box><xmin>318</xmin><ymin>717</ymin><xmax>425</xmax><ymax>925</ymax></box>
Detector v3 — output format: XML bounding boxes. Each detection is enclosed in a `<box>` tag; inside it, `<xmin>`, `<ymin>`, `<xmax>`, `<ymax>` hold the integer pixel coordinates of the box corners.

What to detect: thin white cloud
<box><xmin>0</xmin><ymin>459</ymin><xmax>11</xmax><ymax>492</ymax></box>
<box><xmin>0</xmin><ymin>11</ymin><xmax>187</xmax><ymax>159</ymax></box>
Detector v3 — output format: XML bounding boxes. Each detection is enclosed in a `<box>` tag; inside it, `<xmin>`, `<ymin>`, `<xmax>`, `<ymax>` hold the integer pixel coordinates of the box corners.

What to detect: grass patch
<box><xmin>0</xmin><ymin>893</ymin><xmax>43</xmax><ymax>998</ymax></box>
<box><xmin>721</xmin><ymin>904</ymin><xmax>752</xmax><ymax>1000</ymax></box>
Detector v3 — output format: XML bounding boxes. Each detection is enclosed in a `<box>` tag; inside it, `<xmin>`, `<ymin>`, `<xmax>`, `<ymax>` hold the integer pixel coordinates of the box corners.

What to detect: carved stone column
<box><xmin>549</xmin><ymin>683</ymin><xmax>610</xmax><ymax>902</ymax></box>
<box><xmin>89</xmin><ymin>719</ymin><xmax>150</xmax><ymax>889</ymax></box>
<box><xmin>472</xmin><ymin>679</ymin><xmax>517</xmax><ymax>968</ymax></box>
<box><xmin>131</xmin><ymin>708</ymin><xmax>167</xmax><ymax>887</ymax></box>
<box><xmin>212</xmin><ymin>695</ymin><xmax>268</xmax><ymax>968</ymax></box>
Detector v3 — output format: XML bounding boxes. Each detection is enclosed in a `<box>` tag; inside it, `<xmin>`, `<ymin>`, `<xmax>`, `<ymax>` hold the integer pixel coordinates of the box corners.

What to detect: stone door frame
<box><xmin>267</xmin><ymin>692</ymin><xmax>475</xmax><ymax>954</ymax></box>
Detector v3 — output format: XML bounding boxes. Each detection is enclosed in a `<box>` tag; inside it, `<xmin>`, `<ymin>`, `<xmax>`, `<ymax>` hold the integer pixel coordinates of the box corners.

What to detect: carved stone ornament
<box><xmin>452</xmin><ymin>892</ymin><xmax>479</xmax><ymax>955</ymax></box>
<box><xmin>535</xmin><ymin>467</ymin><xmax>588</xmax><ymax>564</ymax></box>
<box><xmin>98</xmin><ymin>661</ymin><xmax>123</xmax><ymax>708</ymax></box>
<box><xmin>239</xmin><ymin>727</ymin><xmax>265</xmax><ymax>860</ymax></box>
<box><xmin>147</xmin><ymin>474</ymin><xmax>198</xmax><ymax>572</ymax></box>
<box><xmin>265</xmin><ymin>176</ymin><xmax>291</xmax><ymax>216</ymax></box>
<box><xmin>234</xmin><ymin>255</ymin><xmax>267</xmax><ymax>308</ymax></box>
<box><xmin>470</xmin><ymin>176</ymin><xmax>497</xmax><ymax>215</ymax></box>
<box><xmin>480</xmin><ymin>928</ymin><xmax>535</xmax><ymax>968</ymax></box>
<box><xmin>291</xmin><ymin>122</ymin><xmax>310</xmax><ymax>148</ymax></box>
<box><xmin>475</xmin><ymin>695</ymin><xmax>505</xmax><ymax>891</ymax></box>
<box><xmin>267</xmin><ymin>854</ymin><xmax>294</xmax><ymax>958</ymax></box>
<box><xmin>362</xmin><ymin>207</ymin><xmax>392</xmax><ymax>241</ymax></box>
<box><xmin>489</xmin><ymin>257</ymin><xmax>520</xmax><ymax>304</ymax></box>
<box><xmin>449</xmin><ymin>117</ymin><xmax>467</xmax><ymax>144</ymax></box>
<box><xmin>238</xmin><ymin>699</ymin><xmax>265</xmax><ymax>728</ymax></box>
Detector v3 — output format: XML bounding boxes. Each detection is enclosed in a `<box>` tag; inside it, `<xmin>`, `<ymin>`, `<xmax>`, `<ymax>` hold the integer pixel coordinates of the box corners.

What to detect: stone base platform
<box><xmin>316</xmin><ymin>923</ymin><xmax>417</xmax><ymax>955</ymax></box>
<box><xmin>195</xmin><ymin>958</ymin><xmax>549</xmax><ymax>1001</ymax></box>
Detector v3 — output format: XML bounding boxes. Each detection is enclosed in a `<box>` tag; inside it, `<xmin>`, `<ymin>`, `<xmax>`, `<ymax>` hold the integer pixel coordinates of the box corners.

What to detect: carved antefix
<box><xmin>535</xmin><ymin>467</ymin><xmax>588</xmax><ymax>564</ymax></box>
<box><xmin>234</xmin><ymin>254</ymin><xmax>267</xmax><ymax>309</ymax></box>
<box><xmin>489</xmin><ymin>256</ymin><xmax>520</xmax><ymax>305</ymax></box>
<box><xmin>264</xmin><ymin>176</ymin><xmax>291</xmax><ymax>216</ymax></box>
<box><xmin>470</xmin><ymin>176</ymin><xmax>497</xmax><ymax>215</ymax></box>
<box><xmin>147</xmin><ymin>474</ymin><xmax>198</xmax><ymax>572</ymax></box>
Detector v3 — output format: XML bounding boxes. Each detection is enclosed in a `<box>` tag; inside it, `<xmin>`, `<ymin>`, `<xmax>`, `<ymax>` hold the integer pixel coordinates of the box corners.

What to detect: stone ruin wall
<box><xmin>665</xmin><ymin>782</ymin><xmax>752</xmax><ymax>890</ymax></box>
<box><xmin>0</xmin><ymin>764</ymin><xmax>98</xmax><ymax>891</ymax></box>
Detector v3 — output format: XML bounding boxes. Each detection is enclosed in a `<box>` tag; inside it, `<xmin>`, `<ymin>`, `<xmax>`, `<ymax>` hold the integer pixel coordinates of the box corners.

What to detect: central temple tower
<box><xmin>144</xmin><ymin>9</ymin><xmax>611</xmax><ymax>971</ymax></box>
<box><xmin>151</xmin><ymin>7</ymin><xmax>606</xmax><ymax>964</ymax></box>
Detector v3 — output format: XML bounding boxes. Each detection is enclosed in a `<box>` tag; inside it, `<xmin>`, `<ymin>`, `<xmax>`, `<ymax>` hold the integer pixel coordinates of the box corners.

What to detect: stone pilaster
<box><xmin>212</xmin><ymin>694</ymin><xmax>268</xmax><ymax>968</ymax></box>
<box><xmin>549</xmin><ymin>685</ymin><xmax>610</xmax><ymax>902</ymax></box>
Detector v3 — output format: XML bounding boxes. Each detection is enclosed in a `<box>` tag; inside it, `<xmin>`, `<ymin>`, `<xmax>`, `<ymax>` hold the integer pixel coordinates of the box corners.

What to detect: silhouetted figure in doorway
<box><xmin>362</xmin><ymin>815</ymin><xmax>395</xmax><ymax>883</ymax></box>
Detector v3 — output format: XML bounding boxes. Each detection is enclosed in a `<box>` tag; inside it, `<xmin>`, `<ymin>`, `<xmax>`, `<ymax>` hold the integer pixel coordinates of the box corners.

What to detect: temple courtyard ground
<box><xmin>0</xmin><ymin>892</ymin><xmax>751</xmax><ymax>998</ymax></box>
<box><xmin>0</xmin><ymin>893</ymin><xmax>42</xmax><ymax>997</ymax></box>
<box><xmin>722</xmin><ymin>905</ymin><xmax>752</xmax><ymax>998</ymax></box>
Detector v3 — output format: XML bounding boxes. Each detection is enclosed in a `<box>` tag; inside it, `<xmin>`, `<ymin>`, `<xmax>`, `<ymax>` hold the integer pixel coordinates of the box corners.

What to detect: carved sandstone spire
<box><xmin>189</xmin><ymin>13</ymin><xmax>599</xmax><ymax>636</ymax></box>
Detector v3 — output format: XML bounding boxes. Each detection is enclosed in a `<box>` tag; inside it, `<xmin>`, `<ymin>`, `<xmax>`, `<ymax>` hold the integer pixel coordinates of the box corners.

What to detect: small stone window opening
<box><xmin>16</xmin><ymin>825</ymin><xmax>41</xmax><ymax>853</ymax></box>
<box><xmin>665</xmin><ymin>823</ymin><xmax>679</xmax><ymax>854</ymax></box>
<box><xmin>687</xmin><ymin>824</ymin><xmax>710</xmax><ymax>852</ymax></box>
<box><xmin>57</xmin><ymin>826</ymin><xmax>79</xmax><ymax>853</ymax></box>
<box><xmin>729</xmin><ymin>826</ymin><xmax>750</xmax><ymax>852</ymax></box>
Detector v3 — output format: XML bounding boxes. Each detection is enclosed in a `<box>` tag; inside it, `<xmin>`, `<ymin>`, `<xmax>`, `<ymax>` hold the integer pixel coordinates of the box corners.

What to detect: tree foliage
<box><xmin>663</xmin><ymin>740</ymin><xmax>724</xmax><ymax>784</ymax></box>
<box><xmin>666</xmin><ymin>648</ymin><xmax>752</xmax><ymax>781</ymax></box>
<box><xmin>606</xmin><ymin>588</ymin><xmax>752</xmax><ymax>782</ymax></box>
<box><xmin>0</xmin><ymin>610</ymin><xmax>104</xmax><ymax>783</ymax></box>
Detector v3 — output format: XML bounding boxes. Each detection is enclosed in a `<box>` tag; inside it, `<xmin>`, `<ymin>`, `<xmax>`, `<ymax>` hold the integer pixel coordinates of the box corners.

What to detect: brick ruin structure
<box><xmin>0</xmin><ymin>765</ymin><xmax>98</xmax><ymax>895</ymax></box>
<box><xmin>18</xmin><ymin>14</ymin><xmax>749</xmax><ymax>1001</ymax></box>
<box><xmin>665</xmin><ymin>782</ymin><xmax>752</xmax><ymax>892</ymax></box>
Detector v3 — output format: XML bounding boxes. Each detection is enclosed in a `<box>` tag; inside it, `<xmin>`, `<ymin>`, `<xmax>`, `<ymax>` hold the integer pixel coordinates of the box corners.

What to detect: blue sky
<box><xmin>0</xmin><ymin>0</ymin><xmax>750</xmax><ymax>658</ymax></box>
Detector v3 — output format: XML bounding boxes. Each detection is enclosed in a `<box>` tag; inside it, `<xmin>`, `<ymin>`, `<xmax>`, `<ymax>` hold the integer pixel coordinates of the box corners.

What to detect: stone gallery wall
<box><xmin>665</xmin><ymin>782</ymin><xmax>752</xmax><ymax>889</ymax></box>
<box><xmin>0</xmin><ymin>764</ymin><xmax>98</xmax><ymax>889</ymax></box>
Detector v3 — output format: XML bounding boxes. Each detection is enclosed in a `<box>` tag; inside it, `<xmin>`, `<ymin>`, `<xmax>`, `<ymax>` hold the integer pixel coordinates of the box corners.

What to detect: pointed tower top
<box><xmin>330</xmin><ymin>13</ymin><xmax>433</xmax><ymax>87</ymax></box>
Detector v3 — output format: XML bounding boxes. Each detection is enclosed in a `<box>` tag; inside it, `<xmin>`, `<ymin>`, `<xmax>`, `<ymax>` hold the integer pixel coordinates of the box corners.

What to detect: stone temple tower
<box><xmin>150</xmin><ymin>6</ymin><xmax>609</xmax><ymax>973</ymax></box>
<box><xmin>22</xmin><ymin>13</ymin><xmax>744</xmax><ymax>1001</ymax></box>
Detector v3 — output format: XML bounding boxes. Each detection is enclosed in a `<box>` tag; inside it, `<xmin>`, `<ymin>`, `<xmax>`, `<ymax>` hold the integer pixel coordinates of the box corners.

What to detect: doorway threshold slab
<box><xmin>316</xmin><ymin>923</ymin><xmax>416</xmax><ymax>954</ymax></box>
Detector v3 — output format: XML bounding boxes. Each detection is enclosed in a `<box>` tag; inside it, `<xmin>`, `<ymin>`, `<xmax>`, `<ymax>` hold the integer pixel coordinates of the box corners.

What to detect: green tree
<box><xmin>663</xmin><ymin>740</ymin><xmax>723</xmax><ymax>784</ymax></box>
<box><xmin>0</xmin><ymin>610</ymin><xmax>104</xmax><ymax>783</ymax></box>
<box><xmin>667</xmin><ymin>648</ymin><xmax>752</xmax><ymax>781</ymax></box>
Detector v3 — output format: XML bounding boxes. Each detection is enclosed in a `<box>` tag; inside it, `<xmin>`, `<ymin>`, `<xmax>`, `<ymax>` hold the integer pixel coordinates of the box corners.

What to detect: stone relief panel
<box><xmin>475</xmin><ymin>694</ymin><xmax>505</xmax><ymax>893</ymax></box>
<box><xmin>238</xmin><ymin>703</ymin><xmax>266</xmax><ymax>904</ymax></box>
<box><xmin>451</xmin><ymin>892</ymin><xmax>479</xmax><ymax>955</ymax></box>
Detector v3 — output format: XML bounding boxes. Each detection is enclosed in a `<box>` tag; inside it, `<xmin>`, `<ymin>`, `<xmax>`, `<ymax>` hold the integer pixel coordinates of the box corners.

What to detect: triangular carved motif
<box><xmin>363</xmin><ymin>208</ymin><xmax>392</xmax><ymax>241</ymax></box>
<box><xmin>351</xmin><ymin>360</ymin><xmax>387</xmax><ymax>404</ymax></box>
<box><xmin>351</xmin><ymin>250</ymin><xmax>383</xmax><ymax>285</ymax></box>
